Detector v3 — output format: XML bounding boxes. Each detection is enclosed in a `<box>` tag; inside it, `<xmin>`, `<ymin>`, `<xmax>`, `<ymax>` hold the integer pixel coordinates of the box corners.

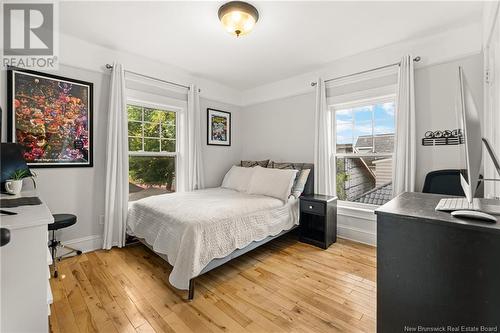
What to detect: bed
<box><xmin>127</xmin><ymin>162</ymin><xmax>314</xmax><ymax>300</ymax></box>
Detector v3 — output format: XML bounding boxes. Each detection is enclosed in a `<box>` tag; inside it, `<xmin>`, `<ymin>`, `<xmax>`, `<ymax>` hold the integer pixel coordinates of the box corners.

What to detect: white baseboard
<box><xmin>57</xmin><ymin>226</ymin><xmax>375</xmax><ymax>257</ymax></box>
<box><xmin>62</xmin><ymin>235</ymin><xmax>103</xmax><ymax>254</ymax></box>
<box><xmin>337</xmin><ymin>224</ymin><xmax>376</xmax><ymax>246</ymax></box>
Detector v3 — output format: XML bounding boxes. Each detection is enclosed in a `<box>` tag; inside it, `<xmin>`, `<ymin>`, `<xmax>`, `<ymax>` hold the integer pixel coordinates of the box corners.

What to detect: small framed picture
<box><xmin>207</xmin><ymin>108</ymin><xmax>231</xmax><ymax>146</ymax></box>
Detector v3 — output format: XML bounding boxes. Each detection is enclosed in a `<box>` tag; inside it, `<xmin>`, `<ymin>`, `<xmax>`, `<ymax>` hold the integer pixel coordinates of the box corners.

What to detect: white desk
<box><xmin>0</xmin><ymin>191</ymin><xmax>54</xmax><ymax>333</ymax></box>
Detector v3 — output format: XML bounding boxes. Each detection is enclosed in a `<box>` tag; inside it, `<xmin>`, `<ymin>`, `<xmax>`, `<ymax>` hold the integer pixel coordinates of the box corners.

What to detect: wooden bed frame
<box><xmin>137</xmin><ymin>163</ymin><xmax>314</xmax><ymax>300</ymax></box>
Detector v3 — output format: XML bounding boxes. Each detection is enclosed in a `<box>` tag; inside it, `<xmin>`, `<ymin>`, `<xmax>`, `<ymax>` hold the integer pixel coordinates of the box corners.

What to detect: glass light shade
<box><xmin>218</xmin><ymin>1</ymin><xmax>259</xmax><ymax>37</ymax></box>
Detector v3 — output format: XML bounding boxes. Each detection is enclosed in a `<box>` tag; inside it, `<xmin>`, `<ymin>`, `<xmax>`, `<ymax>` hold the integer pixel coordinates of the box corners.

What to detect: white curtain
<box><xmin>103</xmin><ymin>63</ymin><xmax>128</xmax><ymax>249</ymax></box>
<box><xmin>314</xmin><ymin>78</ymin><xmax>335</xmax><ymax>196</ymax></box>
<box><xmin>392</xmin><ymin>55</ymin><xmax>416</xmax><ymax>196</ymax></box>
<box><xmin>185</xmin><ymin>84</ymin><xmax>204</xmax><ymax>191</ymax></box>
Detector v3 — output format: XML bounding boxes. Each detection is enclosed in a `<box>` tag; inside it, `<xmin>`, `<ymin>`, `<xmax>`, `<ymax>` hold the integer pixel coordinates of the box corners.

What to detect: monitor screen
<box><xmin>0</xmin><ymin>143</ymin><xmax>32</xmax><ymax>186</ymax></box>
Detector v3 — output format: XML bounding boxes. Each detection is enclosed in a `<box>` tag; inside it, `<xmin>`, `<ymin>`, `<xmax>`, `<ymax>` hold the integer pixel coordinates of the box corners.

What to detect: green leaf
<box><xmin>161</xmin><ymin>139</ymin><xmax>176</xmax><ymax>152</ymax></box>
<box><xmin>144</xmin><ymin>122</ymin><xmax>160</xmax><ymax>138</ymax></box>
<box><xmin>128</xmin><ymin>121</ymin><xmax>142</xmax><ymax>137</ymax></box>
<box><xmin>128</xmin><ymin>137</ymin><xmax>142</xmax><ymax>151</ymax></box>
<box><xmin>144</xmin><ymin>139</ymin><xmax>160</xmax><ymax>152</ymax></box>
<box><xmin>127</xmin><ymin>105</ymin><xmax>142</xmax><ymax>121</ymax></box>
<box><xmin>161</xmin><ymin>124</ymin><xmax>176</xmax><ymax>139</ymax></box>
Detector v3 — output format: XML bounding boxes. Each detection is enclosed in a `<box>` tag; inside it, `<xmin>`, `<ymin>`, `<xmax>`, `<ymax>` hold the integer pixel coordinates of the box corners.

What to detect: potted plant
<box><xmin>4</xmin><ymin>169</ymin><xmax>36</xmax><ymax>195</ymax></box>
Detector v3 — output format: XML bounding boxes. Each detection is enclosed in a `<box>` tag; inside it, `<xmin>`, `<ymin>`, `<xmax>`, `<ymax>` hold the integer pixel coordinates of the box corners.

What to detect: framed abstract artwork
<box><xmin>207</xmin><ymin>108</ymin><xmax>231</xmax><ymax>146</ymax></box>
<box><xmin>7</xmin><ymin>68</ymin><xmax>93</xmax><ymax>167</ymax></box>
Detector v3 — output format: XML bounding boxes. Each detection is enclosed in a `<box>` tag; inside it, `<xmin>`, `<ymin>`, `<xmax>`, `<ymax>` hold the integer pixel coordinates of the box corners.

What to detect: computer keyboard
<box><xmin>435</xmin><ymin>198</ymin><xmax>480</xmax><ymax>211</ymax></box>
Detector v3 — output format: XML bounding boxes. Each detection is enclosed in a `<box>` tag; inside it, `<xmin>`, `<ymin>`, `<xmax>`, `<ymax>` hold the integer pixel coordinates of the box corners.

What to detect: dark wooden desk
<box><xmin>375</xmin><ymin>192</ymin><xmax>500</xmax><ymax>332</ymax></box>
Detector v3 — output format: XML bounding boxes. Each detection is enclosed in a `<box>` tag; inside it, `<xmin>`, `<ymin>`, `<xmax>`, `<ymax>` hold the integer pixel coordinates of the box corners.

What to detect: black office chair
<box><xmin>422</xmin><ymin>169</ymin><xmax>466</xmax><ymax>196</ymax></box>
<box><xmin>48</xmin><ymin>214</ymin><xmax>82</xmax><ymax>278</ymax></box>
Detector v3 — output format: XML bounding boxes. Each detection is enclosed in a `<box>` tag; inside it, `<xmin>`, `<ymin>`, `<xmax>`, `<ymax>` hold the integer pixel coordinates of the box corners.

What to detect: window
<box><xmin>127</xmin><ymin>104</ymin><xmax>177</xmax><ymax>201</ymax></box>
<box><xmin>333</xmin><ymin>96</ymin><xmax>395</xmax><ymax>206</ymax></box>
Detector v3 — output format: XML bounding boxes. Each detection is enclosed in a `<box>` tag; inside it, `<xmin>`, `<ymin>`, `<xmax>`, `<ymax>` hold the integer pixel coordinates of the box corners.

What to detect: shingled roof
<box><xmin>355</xmin><ymin>134</ymin><xmax>394</xmax><ymax>153</ymax></box>
<box><xmin>354</xmin><ymin>182</ymin><xmax>392</xmax><ymax>206</ymax></box>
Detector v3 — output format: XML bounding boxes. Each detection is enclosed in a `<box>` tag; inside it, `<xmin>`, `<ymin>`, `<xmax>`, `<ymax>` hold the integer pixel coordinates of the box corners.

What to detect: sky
<box><xmin>336</xmin><ymin>102</ymin><xmax>395</xmax><ymax>145</ymax></box>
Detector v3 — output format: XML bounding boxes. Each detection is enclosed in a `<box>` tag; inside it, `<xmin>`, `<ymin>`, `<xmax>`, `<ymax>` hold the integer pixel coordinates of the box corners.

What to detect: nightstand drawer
<box><xmin>300</xmin><ymin>200</ymin><xmax>325</xmax><ymax>216</ymax></box>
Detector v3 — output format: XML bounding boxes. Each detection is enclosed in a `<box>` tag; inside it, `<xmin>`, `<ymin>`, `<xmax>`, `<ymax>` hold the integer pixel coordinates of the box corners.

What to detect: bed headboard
<box><xmin>300</xmin><ymin>163</ymin><xmax>314</xmax><ymax>196</ymax></box>
<box><xmin>239</xmin><ymin>160</ymin><xmax>314</xmax><ymax>196</ymax></box>
<box><xmin>303</xmin><ymin>164</ymin><xmax>314</xmax><ymax>196</ymax></box>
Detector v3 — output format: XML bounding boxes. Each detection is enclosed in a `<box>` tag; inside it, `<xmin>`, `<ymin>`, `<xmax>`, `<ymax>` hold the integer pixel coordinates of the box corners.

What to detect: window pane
<box><xmin>128</xmin><ymin>121</ymin><xmax>142</xmax><ymax>137</ymax></box>
<box><xmin>144</xmin><ymin>122</ymin><xmax>160</xmax><ymax>138</ymax></box>
<box><xmin>336</xmin><ymin>109</ymin><xmax>353</xmax><ymax>152</ymax></box>
<box><xmin>336</xmin><ymin>157</ymin><xmax>392</xmax><ymax>205</ymax></box>
<box><xmin>144</xmin><ymin>108</ymin><xmax>174</xmax><ymax>123</ymax></box>
<box><xmin>373</xmin><ymin>102</ymin><xmax>395</xmax><ymax>153</ymax></box>
<box><xmin>374</xmin><ymin>102</ymin><xmax>395</xmax><ymax>135</ymax></box>
<box><xmin>127</xmin><ymin>105</ymin><xmax>142</xmax><ymax>121</ymax></box>
<box><xmin>144</xmin><ymin>138</ymin><xmax>160</xmax><ymax>152</ymax></box>
<box><xmin>336</xmin><ymin>101</ymin><xmax>395</xmax><ymax>155</ymax></box>
<box><xmin>161</xmin><ymin>124</ymin><xmax>176</xmax><ymax>139</ymax></box>
<box><xmin>128</xmin><ymin>137</ymin><xmax>142</xmax><ymax>151</ymax></box>
<box><xmin>164</xmin><ymin>111</ymin><xmax>176</xmax><ymax>125</ymax></box>
<box><xmin>161</xmin><ymin>139</ymin><xmax>176</xmax><ymax>152</ymax></box>
<box><xmin>129</xmin><ymin>156</ymin><xmax>176</xmax><ymax>201</ymax></box>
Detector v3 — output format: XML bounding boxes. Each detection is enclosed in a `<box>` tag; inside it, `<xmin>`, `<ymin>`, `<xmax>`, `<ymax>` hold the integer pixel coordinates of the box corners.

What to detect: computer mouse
<box><xmin>451</xmin><ymin>210</ymin><xmax>497</xmax><ymax>223</ymax></box>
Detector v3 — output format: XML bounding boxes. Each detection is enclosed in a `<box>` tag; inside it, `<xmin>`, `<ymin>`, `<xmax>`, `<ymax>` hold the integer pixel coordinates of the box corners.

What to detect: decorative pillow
<box><xmin>247</xmin><ymin>166</ymin><xmax>298</xmax><ymax>202</ymax></box>
<box><xmin>241</xmin><ymin>159</ymin><xmax>270</xmax><ymax>168</ymax></box>
<box><xmin>221</xmin><ymin>166</ymin><xmax>255</xmax><ymax>192</ymax></box>
<box><xmin>291</xmin><ymin>169</ymin><xmax>311</xmax><ymax>198</ymax></box>
<box><xmin>268</xmin><ymin>161</ymin><xmax>294</xmax><ymax>169</ymax></box>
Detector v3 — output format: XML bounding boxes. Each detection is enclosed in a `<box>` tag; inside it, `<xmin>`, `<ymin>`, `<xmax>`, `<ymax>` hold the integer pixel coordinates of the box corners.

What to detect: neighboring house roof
<box><xmin>354</xmin><ymin>182</ymin><xmax>392</xmax><ymax>206</ymax></box>
<box><xmin>355</xmin><ymin>134</ymin><xmax>394</xmax><ymax>153</ymax></box>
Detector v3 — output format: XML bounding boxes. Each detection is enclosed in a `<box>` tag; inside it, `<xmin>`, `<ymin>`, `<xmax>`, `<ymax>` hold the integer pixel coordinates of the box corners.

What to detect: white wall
<box><xmin>240</xmin><ymin>93</ymin><xmax>315</xmax><ymax>162</ymax></box>
<box><xmin>483</xmin><ymin>2</ymin><xmax>500</xmax><ymax>199</ymax></box>
<box><xmin>239</xmin><ymin>53</ymin><xmax>484</xmax><ymax>245</ymax></box>
<box><xmin>415</xmin><ymin>55</ymin><xmax>483</xmax><ymax>190</ymax></box>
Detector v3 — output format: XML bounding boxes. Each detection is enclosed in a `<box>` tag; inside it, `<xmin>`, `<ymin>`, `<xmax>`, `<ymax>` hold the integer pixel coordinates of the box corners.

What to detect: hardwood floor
<box><xmin>49</xmin><ymin>236</ymin><xmax>376</xmax><ymax>333</ymax></box>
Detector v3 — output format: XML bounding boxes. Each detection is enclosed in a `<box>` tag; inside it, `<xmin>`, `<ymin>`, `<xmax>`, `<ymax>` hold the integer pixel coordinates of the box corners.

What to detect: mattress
<box><xmin>127</xmin><ymin>187</ymin><xmax>299</xmax><ymax>290</ymax></box>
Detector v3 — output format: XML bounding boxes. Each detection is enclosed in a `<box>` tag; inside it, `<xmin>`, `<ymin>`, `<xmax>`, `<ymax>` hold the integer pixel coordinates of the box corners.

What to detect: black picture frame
<box><xmin>207</xmin><ymin>108</ymin><xmax>231</xmax><ymax>146</ymax></box>
<box><xmin>7</xmin><ymin>67</ymin><xmax>93</xmax><ymax>168</ymax></box>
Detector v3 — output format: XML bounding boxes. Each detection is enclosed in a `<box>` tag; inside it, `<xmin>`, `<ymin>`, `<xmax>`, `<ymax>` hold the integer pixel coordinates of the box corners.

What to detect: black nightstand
<box><xmin>299</xmin><ymin>194</ymin><xmax>337</xmax><ymax>249</ymax></box>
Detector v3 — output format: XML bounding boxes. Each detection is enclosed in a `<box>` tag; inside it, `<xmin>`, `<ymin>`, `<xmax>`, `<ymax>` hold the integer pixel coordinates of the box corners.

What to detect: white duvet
<box><xmin>127</xmin><ymin>187</ymin><xmax>299</xmax><ymax>290</ymax></box>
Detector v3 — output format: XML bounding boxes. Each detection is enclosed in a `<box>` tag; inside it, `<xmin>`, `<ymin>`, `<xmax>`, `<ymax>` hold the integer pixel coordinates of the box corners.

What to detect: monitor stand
<box><xmin>482</xmin><ymin>138</ymin><xmax>500</xmax><ymax>179</ymax></box>
<box><xmin>436</xmin><ymin>139</ymin><xmax>500</xmax><ymax>216</ymax></box>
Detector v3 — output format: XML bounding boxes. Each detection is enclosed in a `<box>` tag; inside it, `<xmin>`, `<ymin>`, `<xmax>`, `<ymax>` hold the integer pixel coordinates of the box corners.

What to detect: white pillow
<box><xmin>247</xmin><ymin>166</ymin><xmax>298</xmax><ymax>202</ymax></box>
<box><xmin>221</xmin><ymin>166</ymin><xmax>255</xmax><ymax>192</ymax></box>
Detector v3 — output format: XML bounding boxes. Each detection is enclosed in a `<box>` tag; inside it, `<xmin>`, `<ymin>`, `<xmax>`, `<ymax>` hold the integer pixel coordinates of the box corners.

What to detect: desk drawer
<box><xmin>300</xmin><ymin>200</ymin><xmax>325</xmax><ymax>216</ymax></box>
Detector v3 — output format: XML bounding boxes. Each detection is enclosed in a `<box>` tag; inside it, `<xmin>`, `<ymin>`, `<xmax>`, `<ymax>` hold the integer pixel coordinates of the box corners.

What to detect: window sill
<box><xmin>337</xmin><ymin>201</ymin><xmax>378</xmax><ymax>221</ymax></box>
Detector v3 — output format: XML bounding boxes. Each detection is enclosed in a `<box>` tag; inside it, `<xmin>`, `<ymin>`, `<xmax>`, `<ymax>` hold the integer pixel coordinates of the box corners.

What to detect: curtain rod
<box><xmin>310</xmin><ymin>56</ymin><xmax>421</xmax><ymax>87</ymax></box>
<box><xmin>105</xmin><ymin>64</ymin><xmax>200</xmax><ymax>92</ymax></box>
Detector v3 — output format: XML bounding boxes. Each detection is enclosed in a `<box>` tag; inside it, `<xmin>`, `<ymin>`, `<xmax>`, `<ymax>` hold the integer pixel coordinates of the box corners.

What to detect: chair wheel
<box><xmin>76</xmin><ymin>250</ymin><xmax>82</xmax><ymax>255</ymax></box>
<box><xmin>54</xmin><ymin>271</ymin><xmax>58</xmax><ymax>278</ymax></box>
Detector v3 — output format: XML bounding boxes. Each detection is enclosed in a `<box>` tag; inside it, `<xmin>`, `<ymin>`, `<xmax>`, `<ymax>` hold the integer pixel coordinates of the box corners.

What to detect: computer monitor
<box><xmin>433</xmin><ymin>67</ymin><xmax>500</xmax><ymax>219</ymax></box>
<box><xmin>0</xmin><ymin>143</ymin><xmax>32</xmax><ymax>192</ymax></box>
<box><xmin>456</xmin><ymin>66</ymin><xmax>483</xmax><ymax>203</ymax></box>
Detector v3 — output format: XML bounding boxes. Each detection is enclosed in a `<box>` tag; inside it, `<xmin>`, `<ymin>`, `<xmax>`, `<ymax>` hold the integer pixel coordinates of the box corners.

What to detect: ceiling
<box><xmin>60</xmin><ymin>1</ymin><xmax>483</xmax><ymax>90</ymax></box>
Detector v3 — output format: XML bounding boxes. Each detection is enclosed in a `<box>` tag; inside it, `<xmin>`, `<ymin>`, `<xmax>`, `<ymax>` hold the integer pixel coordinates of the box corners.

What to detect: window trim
<box><xmin>126</xmin><ymin>98</ymin><xmax>182</xmax><ymax>192</ymax></box>
<box><xmin>332</xmin><ymin>94</ymin><xmax>395</xmax><ymax>115</ymax></box>
<box><xmin>330</xmin><ymin>94</ymin><xmax>396</xmax><ymax>207</ymax></box>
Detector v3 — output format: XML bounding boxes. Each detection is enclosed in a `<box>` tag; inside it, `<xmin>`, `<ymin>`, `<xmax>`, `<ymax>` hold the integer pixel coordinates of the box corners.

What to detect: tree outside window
<box><xmin>127</xmin><ymin>104</ymin><xmax>177</xmax><ymax>201</ymax></box>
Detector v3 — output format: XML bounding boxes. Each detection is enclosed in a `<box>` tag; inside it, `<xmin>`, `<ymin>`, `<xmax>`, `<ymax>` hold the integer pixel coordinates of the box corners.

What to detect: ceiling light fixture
<box><xmin>218</xmin><ymin>1</ymin><xmax>259</xmax><ymax>37</ymax></box>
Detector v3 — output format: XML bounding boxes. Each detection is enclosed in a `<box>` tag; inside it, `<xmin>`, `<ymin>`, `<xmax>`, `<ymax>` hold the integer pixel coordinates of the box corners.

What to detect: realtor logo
<box><xmin>2</xmin><ymin>2</ymin><xmax>58</xmax><ymax>69</ymax></box>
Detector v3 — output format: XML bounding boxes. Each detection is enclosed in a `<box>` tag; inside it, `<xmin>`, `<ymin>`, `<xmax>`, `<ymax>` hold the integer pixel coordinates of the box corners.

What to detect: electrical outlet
<box><xmin>98</xmin><ymin>215</ymin><xmax>105</xmax><ymax>225</ymax></box>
